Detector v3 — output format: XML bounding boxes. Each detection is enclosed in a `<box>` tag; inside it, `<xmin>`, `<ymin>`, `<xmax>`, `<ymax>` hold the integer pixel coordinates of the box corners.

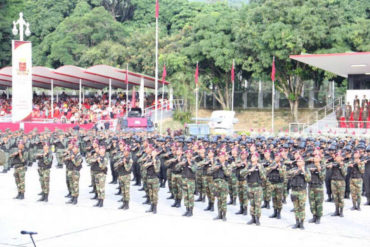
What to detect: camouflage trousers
<box><xmin>118</xmin><ymin>174</ymin><xmax>131</xmax><ymax>201</ymax></box>
<box><xmin>247</xmin><ymin>185</ymin><xmax>262</xmax><ymax>217</ymax></box>
<box><xmin>147</xmin><ymin>177</ymin><xmax>159</xmax><ymax>205</ymax></box>
<box><xmin>204</xmin><ymin>175</ymin><xmax>215</xmax><ymax>203</ymax></box>
<box><xmin>262</xmin><ymin>180</ymin><xmax>271</xmax><ymax>202</ymax></box>
<box><xmin>236</xmin><ymin>180</ymin><xmax>248</xmax><ymax>207</ymax></box>
<box><xmin>67</xmin><ymin>170</ymin><xmax>80</xmax><ymax>197</ymax></box>
<box><xmin>331</xmin><ymin>180</ymin><xmax>345</xmax><ymax>208</ymax></box>
<box><xmin>214</xmin><ymin>179</ymin><xmax>228</xmax><ymax>213</ymax></box>
<box><xmin>350</xmin><ymin>178</ymin><xmax>363</xmax><ymax>205</ymax></box>
<box><xmin>195</xmin><ymin>170</ymin><xmax>203</xmax><ymax>193</ymax></box>
<box><xmin>95</xmin><ymin>173</ymin><xmax>106</xmax><ymax>200</ymax></box>
<box><xmin>14</xmin><ymin>166</ymin><xmax>26</xmax><ymax>193</ymax></box>
<box><xmin>2</xmin><ymin>153</ymin><xmax>10</xmax><ymax>170</ymax></box>
<box><xmin>167</xmin><ymin>168</ymin><xmax>172</xmax><ymax>193</ymax></box>
<box><xmin>268</xmin><ymin>182</ymin><xmax>284</xmax><ymax>210</ymax></box>
<box><xmin>141</xmin><ymin>169</ymin><xmax>148</xmax><ymax>195</ymax></box>
<box><xmin>182</xmin><ymin>178</ymin><xmax>195</xmax><ymax>208</ymax></box>
<box><xmin>171</xmin><ymin>173</ymin><xmax>183</xmax><ymax>200</ymax></box>
<box><xmin>308</xmin><ymin>186</ymin><xmax>324</xmax><ymax>217</ymax></box>
<box><xmin>38</xmin><ymin>168</ymin><xmax>50</xmax><ymax>194</ymax></box>
<box><xmin>291</xmin><ymin>189</ymin><xmax>307</xmax><ymax>221</ymax></box>
<box><xmin>228</xmin><ymin>175</ymin><xmax>238</xmax><ymax>200</ymax></box>
<box><xmin>90</xmin><ymin>170</ymin><xmax>97</xmax><ymax>190</ymax></box>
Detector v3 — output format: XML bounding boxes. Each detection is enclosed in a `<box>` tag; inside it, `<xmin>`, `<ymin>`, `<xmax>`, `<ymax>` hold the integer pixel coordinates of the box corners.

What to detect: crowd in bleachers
<box><xmin>336</xmin><ymin>95</ymin><xmax>370</xmax><ymax>128</ymax></box>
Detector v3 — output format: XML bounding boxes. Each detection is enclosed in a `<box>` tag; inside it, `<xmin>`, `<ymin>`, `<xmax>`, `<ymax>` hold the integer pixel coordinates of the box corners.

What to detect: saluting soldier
<box><xmin>234</xmin><ymin>150</ymin><xmax>249</xmax><ymax>215</ymax></box>
<box><xmin>66</xmin><ymin>145</ymin><xmax>83</xmax><ymax>205</ymax></box>
<box><xmin>36</xmin><ymin>142</ymin><xmax>53</xmax><ymax>202</ymax></box>
<box><xmin>115</xmin><ymin>144</ymin><xmax>133</xmax><ymax>210</ymax></box>
<box><xmin>144</xmin><ymin>148</ymin><xmax>161</xmax><ymax>214</ymax></box>
<box><xmin>266</xmin><ymin>153</ymin><xmax>286</xmax><ymax>219</ymax></box>
<box><xmin>241</xmin><ymin>152</ymin><xmax>266</xmax><ymax>226</ymax></box>
<box><xmin>11</xmin><ymin>141</ymin><xmax>27</xmax><ymax>200</ymax></box>
<box><xmin>94</xmin><ymin>146</ymin><xmax>108</xmax><ymax>207</ymax></box>
<box><xmin>179</xmin><ymin>150</ymin><xmax>197</xmax><ymax>217</ymax></box>
<box><xmin>308</xmin><ymin>155</ymin><xmax>326</xmax><ymax>224</ymax></box>
<box><xmin>210</xmin><ymin>151</ymin><xmax>230</xmax><ymax>221</ymax></box>
<box><xmin>288</xmin><ymin>156</ymin><xmax>311</xmax><ymax>230</ymax></box>
<box><xmin>348</xmin><ymin>150</ymin><xmax>365</xmax><ymax>210</ymax></box>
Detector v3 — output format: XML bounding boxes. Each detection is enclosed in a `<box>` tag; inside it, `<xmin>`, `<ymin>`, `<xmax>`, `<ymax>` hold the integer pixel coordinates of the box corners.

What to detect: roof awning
<box><xmin>290</xmin><ymin>52</ymin><xmax>370</xmax><ymax>78</ymax></box>
<box><xmin>0</xmin><ymin>65</ymin><xmax>170</xmax><ymax>90</ymax></box>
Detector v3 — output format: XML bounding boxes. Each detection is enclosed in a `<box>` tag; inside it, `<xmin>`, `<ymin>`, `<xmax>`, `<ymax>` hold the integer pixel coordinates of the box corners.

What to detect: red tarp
<box><xmin>0</xmin><ymin>122</ymin><xmax>20</xmax><ymax>132</ymax></box>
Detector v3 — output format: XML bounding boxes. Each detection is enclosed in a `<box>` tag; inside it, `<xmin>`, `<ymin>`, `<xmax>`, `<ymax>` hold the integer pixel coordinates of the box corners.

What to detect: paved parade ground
<box><xmin>1</xmin><ymin>160</ymin><xmax>370</xmax><ymax>247</ymax></box>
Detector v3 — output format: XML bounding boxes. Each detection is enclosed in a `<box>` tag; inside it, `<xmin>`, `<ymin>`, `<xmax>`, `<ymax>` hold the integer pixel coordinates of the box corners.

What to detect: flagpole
<box><xmin>154</xmin><ymin>2</ymin><xmax>159</xmax><ymax>127</ymax></box>
<box><xmin>232</xmin><ymin>59</ymin><xmax>235</xmax><ymax>112</ymax></box>
<box><xmin>160</xmin><ymin>65</ymin><xmax>165</xmax><ymax>135</ymax></box>
<box><xmin>195</xmin><ymin>62</ymin><xmax>199</xmax><ymax>126</ymax></box>
<box><xmin>126</xmin><ymin>63</ymin><xmax>129</xmax><ymax>116</ymax></box>
<box><xmin>271</xmin><ymin>56</ymin><xmax>275</xmax><ymax>134</ymax></box>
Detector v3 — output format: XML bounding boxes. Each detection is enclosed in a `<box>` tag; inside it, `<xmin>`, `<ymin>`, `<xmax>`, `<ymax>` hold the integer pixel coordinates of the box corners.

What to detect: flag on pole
<box><xmin>271</xmin><ymin>56</ymin><xmax>276</xmax><ymax>82</ymax></box>
<box><xmin>131</xmin><ymin>87</ymin><xmax>136</xmax><ymax>108</ymax></box>
<box><xmin>231</xmin><ymin>60</ymin><xmax>235</xmax><ymax>83</ymax></box>
<box><xmin>162</xmin><ymin>64</ymin><xmax>166</xmax><ymax>83</ymax></box>
<box><xmin>155</xmin><ymin>0</ymin><xmax>159</xmax><ymax>19</ymax></box>
<box><xmin>195</xmin><ymin>63</ymin><xmax>199</xmax><ymax>85</ymax></box>
<box><xmin>125</xmin><ymin>65</ymin><xmax>129</xmax><ymax>85</ymax></box>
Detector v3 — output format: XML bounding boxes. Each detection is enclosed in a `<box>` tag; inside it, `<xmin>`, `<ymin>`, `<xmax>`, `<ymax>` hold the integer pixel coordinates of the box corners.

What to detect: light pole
<box><xmin>12</xmin><ymin>12</ymin><xmax>31</xmax><ymax>41</ymax></box>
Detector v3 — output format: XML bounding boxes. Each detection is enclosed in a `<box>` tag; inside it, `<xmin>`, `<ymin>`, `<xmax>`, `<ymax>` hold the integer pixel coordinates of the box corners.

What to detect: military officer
<box><xmin>144</xmin><ymin>148</ymin><xmax>161</xmax><ymax>214</ymax></box>
<box><xmin>115</xmin><ymin>144</ymin><xmax>133</xmax><ymax>210</ymax></box>
<box><xmin>66</xmin><ymin>145</ymin><xmax>83</xmax><ymax>205</ymax></box>
<box><xmin>348</xmin><ymin>151</ymin><xmax>365</xmax><ymax>210</ymax></box>
<box><xmin>308</xmin><ymin>155</ymin><xmax>326</xmax><ymax>224</ymax></box>
<box><xmin>36</xmin><ymin>142</ymin><xmax>53</xmax><ymax>202</ymax></box>
<box><xmin>11</xmin><ymin>141</ymin><xmax>27</xmax><ymax>200</ymax></box>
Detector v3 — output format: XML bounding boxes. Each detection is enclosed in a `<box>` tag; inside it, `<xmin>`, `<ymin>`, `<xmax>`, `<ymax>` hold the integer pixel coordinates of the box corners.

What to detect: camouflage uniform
<box><xmin>67</xmin><ymin>152</ymin><xmax>83</xmax><ymax>200</ymax></box>
<box><xmin>199</xmin><ymin>158</ymin><xmax>215</xmax><ymax>207</ymax></box>
<box><xmin>308</xmin><ymin>165</ymin><xmax>326</xmax><ymax>220</ymax></box>
<box><xmin>228</xmin><ymin>157</ymin><xmax>238</xmax><ymax>204</ymax></box>
<box><xmin>234</xmin><ymin>159</ymin><xmax>248</xmax><ymax>214</ymax></box>
<box><xmin>289</xmin><ymin>168</ymin><xmax>311</xmax><ymax>224</ymax></box>
<box><xmin>349</xmin><ymin>159</ymin><xmax>365</xmax><ymax>208</ymax></box>
<box><xmin>54</xmin><ymin>137</ymin><xmax>67</xmax><ymax>167</ymax></box>
<box><xmin>330</xmin><ymin>162</ymin><xmax>347</xmax><ymax>211</ymax></box>
<box><xmin>37</xmin><ymin>151</ymin><xmax>53</xmax><ymax>195</ymax></box>
<box><xmin>1</xmin><ymin>139</ymin><xmax>11</xmax><ymax>172</ymax></box>
<box><xmin>95</xmin><ymin>156</ymin><xmax>108</xmax><ymax>200</ymax></box>
<box><xmin>241</xmin><ymin>163</ymin><xmax>266</xmax><ymax>220</ymax></box>
<box><xmin>171</xmin><ymin>158</ymin><xmax>184</xmax><ymax>203</ymax></box>
<box><xmin>145</xmin><ymin>156</ymin><xmax>160</xmax><ymax>212</ymax></box>
<box><xmin>115</xmin><ymin>154</ymin><xmax>133</xmax><ymax>204</ymax></box>
<box><xmin>179</xmin><ymin>159</ymin><xmax>197</xmax><ymax>214</ymax></box>
<box><xmin>266</xmin><ymin>162</ymin><xmax>286</xmax><ymax>214</ymax></box>
<box><xmin>12</xmin><ymin>149</ymin><xmax>27</xmax><ymax>196</ymax></box>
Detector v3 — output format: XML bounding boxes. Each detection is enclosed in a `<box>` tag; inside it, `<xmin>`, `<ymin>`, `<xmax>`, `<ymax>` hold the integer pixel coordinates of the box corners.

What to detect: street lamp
<box><xmin>12</xmin><ymin>12</ymin><xmax>31</xmax><ymax>41</ymax></box>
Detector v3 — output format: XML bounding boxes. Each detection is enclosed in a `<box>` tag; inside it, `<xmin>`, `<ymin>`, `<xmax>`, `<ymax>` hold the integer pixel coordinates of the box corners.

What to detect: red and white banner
<box><xmin>12</xmin><ymin>40</ymin><xmax>32</xmax><ymax>122</ymax></box>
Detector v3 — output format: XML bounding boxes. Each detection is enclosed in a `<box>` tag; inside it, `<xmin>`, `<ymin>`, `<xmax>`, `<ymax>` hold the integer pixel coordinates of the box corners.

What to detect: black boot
<box><xmin>65</xmin><ymin>192</ymin><xmax>72</xmax><ymax>198</ymax></box>
<box><xmin>344</xmin><ymin>192</ymin><xmax>349</xmax><ymax>199</ymax></box>
<box><xmin>94</xmin><ymin>199</ymin><xmax>103</xmax><ymax>207</ymax></box>
<box><xmin>183</xmin><ymin>208</ymin><xmax>189</xmax><ymax>217</ymax></box>
<box><xmin>331</xmin><ymin>206</ymin><xmax>339</xmax><ymax>216</ymax></box>
<box><xmin>269</xmin><ymin>209</ymin><xmax>277</xmax><ymax>218</ymax></box>
<box><xmin>292</xmin><ymin>219</ymin><xmax>300</xmax><ymax>229</ymax></box>
<box><xmin>142</xmin><ymin>198</ymin><xmax>150</xmax><ymax>205</ymax></box>
<box><xmin>339</xmin><ymin>207</ymin><xmax>344</xmax><ymax>217</ymax></box>
<box><xmin>67</xmin><ymin>196</ymin><xmax>75</xmax><ymax>204</ymax></box>
<box><xmin>261</xmin><ymin>201</ymin><xmax>267</xmax><ymax>208</ymax></box>
<box><xmin>247</xmin><ymin>216</ymin><xmax>255</xmax><ymax>225</ymax></box>
<box><xmin>146</xmin><ymin>204</ymin><xmax>153</xmax><ymax>213</ymax></box>
<box><xmin>266</xmin><ymin>201</ymin><xmax>270</xmax><ymax>209</ymax></box>
<box><xmin>326</xmin><ymin>194</ymin><xmax>332</xmax><ymax>202</ymax></box>
<box><xmin>232</xmin><ymin>197</ymin><xmax>236</xmax><ymax>205</ymax></box>
<box><xmin>167</xmin><ymin>194</ymin><xmax>174</xmax><ymax>200</ymax></box>
<box><xmin>72</xmin><ymin>197</ymin><xmax>78</xmax><ymax>205</ymax></box>
<box><xmin>366</xmin><ymin>197</ymin><xmax>370</xmax><ymax>206</ymax></box>
<box><xmin>44</xmin><ymin>194</ymin><xmax>48</xmax><ymax>202</ymax></box>
<box><xmin>171</xmin><ymin>199</ymin><xmax>179</xmax><ymax>207</ymax></box>
<box><xmin>210</xmin><ymin>202</ymin><xmax>214</xmax><ymax>211</ymax></box>
<box><xmin>89</xmin><ymin>188</ymin><xmax>95</xmax><ymax>194</ymax></box>
<box><xmin>196</xmin><ymin>193</ymin><xmax>203</xmax><ymax>202</ymax></box>
<box><xmin>227</xmin><ymin>197</ymin><xmax>233</xmax><ymax>205</ymax></box>
<box><xmin>160</xmin><ymin>180</ymin><xmax>165</xmax><ymax>188</ymax></box>
<box><xmin>357</xmin><ymin>201</ymin><xmax>361</xmax><ymax>211</ymax></box>
<box><xmin>222</xmin><ymin>211</ymin><xmax>227</xmax><ymax>221</ymax></box>
<box><xmin>119</xmin><ymin>201</ymin><xmax>126</xmax><ymax>209</ymax></box>
<box><xmin>300</xmin><ymin>220</ymin><xmax>304</xmax><ymax>230</ymax></box>
<box><xmin>187</xmin><ymin>207</ymin><xmax>193</xmax><ymax>217</ymax></box>
<box><xmin>139</xmin><ymin>187</ymin><xmax>145</xmax><ymax>191</ymax></box>
<box><xmin>255</xmin><ymin>216</ymin><xmax>260</xmax><ymax>226</ymax></box>
<box><xmin>315</xmin><ymin>216</ymin><xmax>321</xmax><ymax>224</ymax></box>
<box><xmin>19</xmin><ymin>193</ymin><xmax>24</xmax><ymax>200</ymax></box>
<box><xmin>309</xmin><ymin>215</ymin><xmax>317</xmax><ymax>223</ymax></box>
<box><xmin>91</xmin><ymin>193</ymin><xmax>98</xmax><ymax>200</ymax></box>
<box><xmin>152</xmin><ymin>204</ymin><xmax>157</xmax><ymax>214</ymax></box>
<box><xmin>118</xmin><ymin>197</ymin><xmax>123</xmax><ymax>202</ymax></box>
<box><xmin>351</xmin><ymin>201</ymin><xmax>357</xmax><ymax>210</ymax></box>
<box><xmin>38</xmin><ymin>194</ymin><xmax>45</xmax><ymax>202</ymax></box>
<box><xmin>175</xmin><ymin>200</ymin><xmax>181</xmax><ymax>208</ymax></box>
<box><xmin>14</xmin><ymin>192</ymin><xmax>21</xmax><ymax>200</ymax></box>
<box><xmin>124</xmin><ymin>201</ymin><xmax>129</xmax><ymax>210</ymax></box>
<box><xmin>236</xmin><ymin>205</ymin><xmax>244</xmax><ymax>215</ymax></box>
<box><xmin>115</xmin><ymin>190</ymin><xmax>121</xmax><ymax>196</ymax></box>
<box><xmin>243</xmin><ymin>206</ymin><xmax>248</xmax><ymax>215</ymax></box>
<box><xmin>276</xmin><ymin>209</ymin><xmax>281</xmax><ymax>219</ymax></box>
<box><xmin>38</xmin><ymin>192</ymin><xmax>43</xmax><ymax>196</ymax></box>
<box><xmin>88</xmin><ymin>184</ymin><xmax>93</xmax><ymax>187</ymax></box>
<box><xmin>213</xmin><ymin>211</ymin><xmax>222</xmax><ymax>220</ymax></box>
<box><xmin>282</xmin><ymin>196</ymin><xmax>287</xmax><ymax>204</ymax></box>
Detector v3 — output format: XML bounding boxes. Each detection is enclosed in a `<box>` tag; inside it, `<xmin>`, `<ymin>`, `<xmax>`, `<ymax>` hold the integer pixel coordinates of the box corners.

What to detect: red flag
<box><xmin>195</xmin><ymin>63</ymin><xmax>199</xmax><ymax>85</ymax></box>
<box><xmin>155</xmin><ymin>0</ymin><xmax>159</xmax><ymax>19</ymax></box>
<box><xmin>131</xmin><ymin>87</ymin><xmax>136</xmax><ymax>108</ymax></box>
<box><xmin>162</xmin><ymin>64</ymin><xmax>166</xmax><ymax>83</ymax></box>
<box><xmin>125</xmin><ymin>66</ymin><xmax>128</xmax><ymax>85</ymax></box>
<box><xmin>271</xmin><ymin>56</ymin><xmax>275</xmax><ymax>82</ymax></box>
<box><xmin>231</xmin><ymin>60</ymin><xmax>235</xmax><ymax>83</ymax></box>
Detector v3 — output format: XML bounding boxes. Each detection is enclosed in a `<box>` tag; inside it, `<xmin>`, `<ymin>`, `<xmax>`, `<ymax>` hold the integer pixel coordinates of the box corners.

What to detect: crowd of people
<box><xmin>1</xmin><ymin>129</ymin><xmax>369</xmax><ymax>230</ymax></box>
<box><xmin>336</xmin><ymin>95</ymin><xmax>370</xmax><ymax>128</ymax></box>
<box><xmin>0</xmin><ymin>92</ymin><xmax>170</xmax><ymax>123</ymax></box>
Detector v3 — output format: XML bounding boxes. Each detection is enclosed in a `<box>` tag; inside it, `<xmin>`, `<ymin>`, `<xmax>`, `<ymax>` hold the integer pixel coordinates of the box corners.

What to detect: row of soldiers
<box><xmin>1</xmin><ymin>129</ymin><xmax>369</xmax><ymax>229</ymax></box>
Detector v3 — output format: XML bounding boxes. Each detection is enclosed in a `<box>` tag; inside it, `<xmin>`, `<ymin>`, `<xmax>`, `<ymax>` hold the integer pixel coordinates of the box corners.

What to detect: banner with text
<box><xmin>12</xmin><ymin>40</ymin><xmax>32</xmax><ymax>122</ymax></box>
